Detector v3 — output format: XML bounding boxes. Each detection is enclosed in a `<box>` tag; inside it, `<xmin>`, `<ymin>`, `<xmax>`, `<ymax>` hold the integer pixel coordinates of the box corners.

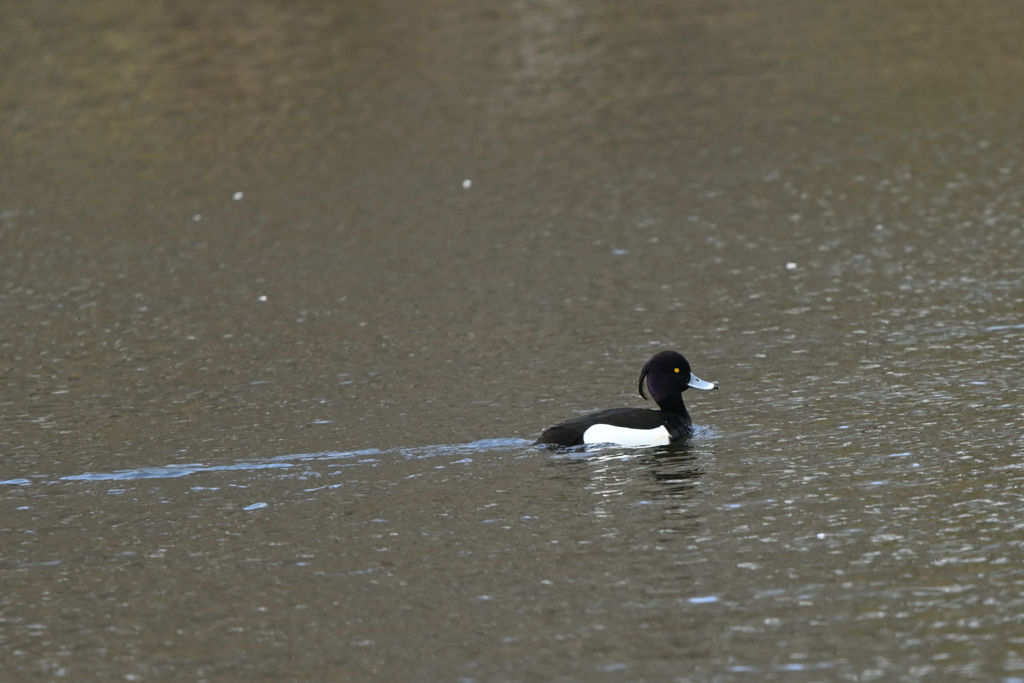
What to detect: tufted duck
<box><xmin>534</xmin><ymin>350</ymin><xmax>717</xmax><ymax>447</ymax></box>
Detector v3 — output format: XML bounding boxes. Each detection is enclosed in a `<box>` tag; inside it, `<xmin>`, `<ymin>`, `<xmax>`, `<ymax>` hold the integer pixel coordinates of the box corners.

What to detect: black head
<box><xmin>638</xmin><ymin>350</ymin><xmax>717</xmax><ymax>405</ymax></box>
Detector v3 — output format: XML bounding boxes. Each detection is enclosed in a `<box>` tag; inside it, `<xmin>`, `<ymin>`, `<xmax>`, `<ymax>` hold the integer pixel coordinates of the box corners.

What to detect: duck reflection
<box><xmin>644</xmin><ymin>447</ymin><xmax>704</xmax><ymax>497</ymax></box>
<box><xmin>545</xmin><ymin>439</ymin><xmax>705</xmax><ymax>500</ymax></box>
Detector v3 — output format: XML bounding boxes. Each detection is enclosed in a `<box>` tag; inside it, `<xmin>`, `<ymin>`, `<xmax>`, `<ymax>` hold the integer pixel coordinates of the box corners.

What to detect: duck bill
<box><xmin>688</xmin><ymin>373</ymin><xmax>717</xmax><ymax>390</ymax></box>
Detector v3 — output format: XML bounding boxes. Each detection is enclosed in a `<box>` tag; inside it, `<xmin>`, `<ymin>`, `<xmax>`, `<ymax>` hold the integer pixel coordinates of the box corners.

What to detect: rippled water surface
<box><xmin>3</xmin><ymin>0</ymin><xmax>1024</xmax><ymax>680</ymax></box>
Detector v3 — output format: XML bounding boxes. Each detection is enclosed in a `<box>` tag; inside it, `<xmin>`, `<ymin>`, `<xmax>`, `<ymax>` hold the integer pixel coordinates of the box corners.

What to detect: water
<box><xmin>3</xmin><ymin>0</ymin><xmax>1024</xmax><ymax>680</ymax></box>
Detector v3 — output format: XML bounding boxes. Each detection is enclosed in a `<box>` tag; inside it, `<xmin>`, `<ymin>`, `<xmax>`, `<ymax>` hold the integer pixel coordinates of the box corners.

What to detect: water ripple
<box><xmin>53</xmin><ymin>438</ymin><xmax>533</xmax><ymax>484</ymax></box>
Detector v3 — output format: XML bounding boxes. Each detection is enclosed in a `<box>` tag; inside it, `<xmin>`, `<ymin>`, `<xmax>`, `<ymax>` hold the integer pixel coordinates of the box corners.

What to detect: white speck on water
<box><xmin>258</xmin><ymin>295</ymin><xmax>267</xmax><ymax>302</ymax></box>
<box><xmin>243</xmin><ymin>502</ymin><xmax>267</xmax><ymax>511</ymax></box>
<box><xmin>192</xmin><ymin>214</ymin><xmax>201</xmax><ymax>222</ymax></box>
<box><xmin>233</xmin><ymin>191</ymin><xmax>244</xmax><ymax>201</ymax></box>
<box><xmin>969</xmin><ymin>381</ymin><xmax>986</xmax><ymax>385</ymax></box>
<box><xmin>817</xmin><ymin>533</ymin><xmax>826</xmax><ymax>539</ymax></box>
<box><xmin>462</xmin><ymin>179</ymin><xmax>472</xmax><ymax>188</ymax></box>
<box><xmin>786</xmin><ymin>262</ymin><xmax>797</xmax><ymax>270</ymax></box>
<box><xmin>304</xmin><ymin>483</ymin><xmax>342</xmax><ymax>492</ymax></box>
<box><xmin>476</xmin><ymin>595</ymin><xmax>491</xmax><ymax>600</ymax></box>
<box><xmin>612</xmin><ymin>248</ymin><xmax>628</xmax><ymax>256</ymax></box>
<box><xmin>688</xmin><ymin>596</ymin><xmax>719</xmax><ymax>604</ymax></box>
<box><xmin>875</xmin><ymin>223</ymin><xmax>884</xmax><ymax>230</ymax></box>
<box><xmin>888</xmin><ymin>452</ymin><xmax>911</xmax><ymax>458</ymax></box>
<box><xmin>838</xmin><ymin>425</ymin><xmax>849</xmax><ymax>429</ymax></box>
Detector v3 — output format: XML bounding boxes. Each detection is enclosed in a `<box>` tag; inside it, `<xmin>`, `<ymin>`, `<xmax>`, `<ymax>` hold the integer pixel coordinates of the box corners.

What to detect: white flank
<box><xmin>582</xmin><ymin>424</ymin><xmax>671</xmax><ymax>447</ymax></box>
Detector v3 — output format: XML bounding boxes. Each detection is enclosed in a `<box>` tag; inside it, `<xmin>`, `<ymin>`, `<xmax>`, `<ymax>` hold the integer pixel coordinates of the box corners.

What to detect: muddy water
<box><xmin>3</xmin><ymin>0</ymin><xmax>1024</xmax><ymax>680</ymax></box>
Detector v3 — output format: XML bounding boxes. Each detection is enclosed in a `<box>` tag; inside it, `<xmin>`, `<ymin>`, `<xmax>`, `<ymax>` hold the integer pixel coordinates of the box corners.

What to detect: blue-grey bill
<box><xmin>688</xmin><ymin>373</ymin><xmax>717</xmax><ymax>390</ymax></box>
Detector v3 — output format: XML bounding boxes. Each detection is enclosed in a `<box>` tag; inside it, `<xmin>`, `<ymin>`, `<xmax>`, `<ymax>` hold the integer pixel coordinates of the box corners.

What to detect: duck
<box><xmin>534</xmin><ymin>350</ymin><xmax>717</xmax><ymax>447</ymax></box>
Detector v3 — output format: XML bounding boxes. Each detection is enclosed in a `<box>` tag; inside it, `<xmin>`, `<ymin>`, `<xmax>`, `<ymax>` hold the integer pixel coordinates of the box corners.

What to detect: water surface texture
<box><xmin>3</xmin><ymin>1</ymin><xmax>1024</xmax><ymax>680</ymax></box>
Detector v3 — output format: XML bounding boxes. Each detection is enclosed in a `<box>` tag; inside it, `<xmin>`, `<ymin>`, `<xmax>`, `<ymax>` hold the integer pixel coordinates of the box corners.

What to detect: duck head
<box><xmin>638</xmin><ymin>350</ymin><xmax>717</xmax><ymax>408</ymax></box>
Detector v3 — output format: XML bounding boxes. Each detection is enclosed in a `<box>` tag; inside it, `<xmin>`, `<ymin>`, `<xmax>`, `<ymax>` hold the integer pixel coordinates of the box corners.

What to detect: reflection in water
<box><xmin>646</xmin><ymin>450</ymin><xmax>703</xmax><ymax>497</ymax></box>
<box><xmin>545</xmin><ymin>428</ymin><xmax>715</xmax><ymax>516</ymax></box>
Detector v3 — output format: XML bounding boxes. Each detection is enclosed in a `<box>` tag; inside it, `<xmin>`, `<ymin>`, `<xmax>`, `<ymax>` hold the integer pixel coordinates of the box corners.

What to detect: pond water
<box><xmin>3</xmin><ymin>0</ymin><xmax>1024</xmax><ymax>680</ymax></box>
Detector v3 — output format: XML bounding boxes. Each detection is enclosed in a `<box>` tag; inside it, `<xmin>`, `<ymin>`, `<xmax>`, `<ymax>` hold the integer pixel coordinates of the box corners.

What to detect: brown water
<box><xmin>3</xmin><ymin>1</ymin><xmax>1024</xmax><ymax>680</ymax></box>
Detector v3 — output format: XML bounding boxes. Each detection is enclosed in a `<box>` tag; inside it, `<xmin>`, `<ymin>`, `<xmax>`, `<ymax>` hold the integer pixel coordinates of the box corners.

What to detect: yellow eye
<box><xmin>674</xmin><ymin>368</ymin><xmax>680</xmax><ymax>373</ymax></box>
